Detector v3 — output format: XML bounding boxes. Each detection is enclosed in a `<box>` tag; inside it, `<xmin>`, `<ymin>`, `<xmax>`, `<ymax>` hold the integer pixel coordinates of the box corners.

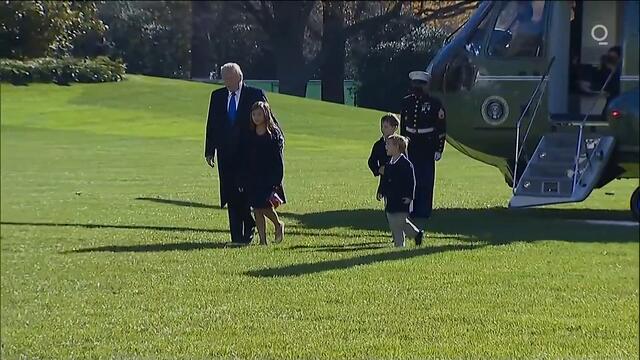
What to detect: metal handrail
<box><xmin>517</xmin><ymin>82</ymin><xmax>548</xmax><ymax>161</ymax></box>
<box><xmin>571</xmin><ymin>64</ymin><xmax>619</xmax><ymax>192</ymax></box>
<box><xmin>512</xmin><ymin>57</ymin><xmax>556</xmax><ymax>194</ymax></box>
<box><xmin>575</xmin><ymin>137</ymin><xmax>599</xmax><ymax>186</ymax></box>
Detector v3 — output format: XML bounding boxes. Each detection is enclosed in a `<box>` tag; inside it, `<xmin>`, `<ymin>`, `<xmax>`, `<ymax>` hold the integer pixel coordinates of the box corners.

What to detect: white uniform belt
<box><xmin>405</xmin><ymin>126</ymin><xmax>434</xmax><ymax>134</ymax></box>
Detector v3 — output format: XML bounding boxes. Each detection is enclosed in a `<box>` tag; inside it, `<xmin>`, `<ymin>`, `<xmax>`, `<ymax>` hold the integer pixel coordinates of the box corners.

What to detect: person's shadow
<box><xmin>278</xmin><ymin>207</ymin><xmax>637</xmax><ymax>244</ymax></box>
<box><xmin>246</xmin><ymin>243</ymin><xmax>484</xmax><ymax>277</ymax></box>
<box><xmin>110</xmin><ymin>197</ymin><xmax>640</xmax><ymax>249</ymax></box>
<box><xmin>4</xmin><ymin>196</ymin><xmax>635</xmax><ymax>278</ymax></box>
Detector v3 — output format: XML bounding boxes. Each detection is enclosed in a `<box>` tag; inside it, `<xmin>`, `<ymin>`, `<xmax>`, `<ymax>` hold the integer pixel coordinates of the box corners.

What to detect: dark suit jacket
<box><xmin>379</xmin><ymin>154</ymin><xmax>415</xmax><ymax>213</ymax></box>
<box><xmin>367</xmin><ymin>137</ymin><xmax>389</xmax><ymax>177</ymax></box>
<box><xmin>368</xmin><ymin>136</ymin><xmax>390</xmax><ymax>197</ymax></box>
<box><xmin>205</xmin><ymin>84</ymin><xmax>267</xmax><ymax>207</ymax></box>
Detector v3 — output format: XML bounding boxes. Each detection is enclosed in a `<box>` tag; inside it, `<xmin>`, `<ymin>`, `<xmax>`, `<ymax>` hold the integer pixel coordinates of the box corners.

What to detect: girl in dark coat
<box><xmin>243</xmin><ymin>101</ymin><xmax>286</xmax><ymax>245</ymax></box>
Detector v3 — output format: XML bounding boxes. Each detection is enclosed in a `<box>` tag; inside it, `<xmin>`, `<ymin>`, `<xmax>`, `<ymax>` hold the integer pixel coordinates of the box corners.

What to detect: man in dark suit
<box><xmin>205</xmin><ymin>63</ymin><xmax>267</xmax><ymax>245</ymax></box>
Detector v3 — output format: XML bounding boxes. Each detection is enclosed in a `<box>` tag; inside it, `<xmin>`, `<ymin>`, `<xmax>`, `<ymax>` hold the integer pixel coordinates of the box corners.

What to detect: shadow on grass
<box><xmin>124</xmin><ymin>196</ymin><xmax>638</xmax><ymax>250</ymax></box>
<box><xmin>286</xmin><ymin>235</ymin><xmax>462</xmax><ymax>254</ymax></box>
<box><xmin>0</xmin><ymin>221</ymin><xmax>385</xmax><ymax>254</ymax></box>
<box><xmin>3</xmin><ymin>199</ymin><xmax>635</xmax><ymax>272</ymax></box>
<box><xmin>292</xmin><ymin>243</ymin><xmax>389</xmax><ymax>254</ymax></box>
<box><xmin>132</xmin><ymin>197</ymin><xmax>636</xmax><ymax>243</ymax></box>
<box><xmin>287</xmin><ymin>241</ymin><xmax>387</xmax><ymax>250</ymax></box>
<box><xmin>246</xmin><ymin>244</ymin><xmax>484</xmax><ymax>277</ymax></box>
<box><xmin>279</xmin><ymin>207</ymin><xmax>638</xmax><ymax>244</ymax></box>
<box><xmin>245</xmin><ymin>206</ymin><xmax>636</xmax><ymax>277</ymax></box>
<box><xmin>0</xmin><ymin>221</ymin><xmax>226</xmax><ymax>234</ymax></box>
<box><xmin>135</xmin><ymin>197</ymin><xmax>220</xmax><ymax>209</ymax></box>
<box><xmin>63</xmin><ymin>241</ymin><xmax>231</xmax><ymax>253</ymax></box>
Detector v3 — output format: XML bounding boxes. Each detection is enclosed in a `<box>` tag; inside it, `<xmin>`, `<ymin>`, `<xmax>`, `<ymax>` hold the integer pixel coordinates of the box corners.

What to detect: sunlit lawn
<box><xmin>1</xmin><ymin>76</ymin><xmax>638</xmax><ymax>359</ymax></box>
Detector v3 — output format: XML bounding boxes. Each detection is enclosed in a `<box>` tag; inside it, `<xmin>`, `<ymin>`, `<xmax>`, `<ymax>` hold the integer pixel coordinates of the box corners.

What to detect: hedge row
<box><xmin>0</xmin><ymin>57</ymin><xmax>126</xmax><ymax>85</ymax></box>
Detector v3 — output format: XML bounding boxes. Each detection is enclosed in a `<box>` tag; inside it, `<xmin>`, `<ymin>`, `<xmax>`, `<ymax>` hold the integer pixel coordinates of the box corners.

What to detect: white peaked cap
<box><xmin>409</xmin><ymin>71</ymin><xmax>431</xmax><ymax>82</ymax></box>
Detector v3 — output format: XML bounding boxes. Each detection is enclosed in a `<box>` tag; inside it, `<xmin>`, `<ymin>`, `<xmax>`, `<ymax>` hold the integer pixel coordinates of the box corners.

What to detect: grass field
<box><xmin>243</xmin><ymin>80</ymin><xmax>357</xmax><ymax>106</ymax></box>
<box><xmin>1</xmin><ymin>75</ymin><xmax>638</xmax><ymax>359</ymax></box>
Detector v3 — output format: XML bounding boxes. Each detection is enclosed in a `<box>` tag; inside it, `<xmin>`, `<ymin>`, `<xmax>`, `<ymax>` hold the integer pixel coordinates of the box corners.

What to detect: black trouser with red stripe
<box><xmin>407</xmin><ymin>135</ymin><xmax>436</xmax><ymax>220</ymax></box>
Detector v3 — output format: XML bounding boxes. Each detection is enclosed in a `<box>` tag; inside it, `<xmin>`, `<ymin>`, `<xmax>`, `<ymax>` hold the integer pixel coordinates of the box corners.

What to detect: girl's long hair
<box><xmin>250</xmin><ymin>101</ymin><xmax>279</xmax><ymax>135</ymax></box>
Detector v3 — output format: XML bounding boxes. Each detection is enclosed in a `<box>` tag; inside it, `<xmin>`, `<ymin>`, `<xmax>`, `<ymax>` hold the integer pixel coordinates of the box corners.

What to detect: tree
<box><xmin>97</xmin><ymin>1</ymin><xmax>191</xmax><ymax>78</ymax></box>
<box><xmin>237</xmin><ymin>1</ymin><xmax>403</xmax><ymax>98</ymax></box>
<box><xmin>190</xmin><ymin>1</ymin><xmax>277</xmax><ymax>81</ymax></box>
<box><xmin>0</xmin><ymin>1</ymin><xmax>105</xmax><ymax>59</ymax></box>
<box><xmin>320</xmin><ymin>1</ymin><xmax>345</xmax><ymax>103</ymax></box>
<box><xmin>234</xmin><ymin>1</ymin><xmax>477</xmax><ymax>100</ymax></box>
<box><xmin>320</xmin><ymin>1</ymin><xmax>404</xmax><ymax>103</ymax></box>
<box><xmin>319</xmin><ymin>1</ymin><xmax>478</xmax><ymax>104</ymax></box>
<box><xmin>238</xmin><ymin>1</ymin><xmax>317</xmax><ymax>96</ymax></box>
<box><xmin>355</xmin><ymin>24</ymin><xmax>447</xmax><ymax>112</ymax></box>
<box><xmin>410</xmin><ymin>1</ymin><xmax>478</xmax><ymax>30</ymax></box>
<box><xmin>190</xmin><ymin>1</ymin><xmax>214</xmax><ymax>79</ymax></box>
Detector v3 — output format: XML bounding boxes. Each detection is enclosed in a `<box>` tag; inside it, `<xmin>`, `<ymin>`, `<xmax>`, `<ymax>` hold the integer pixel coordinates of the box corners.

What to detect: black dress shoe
<box><xmin>415</xmin><ymin>230</ymin><xmax>424</xmax><ymax>246</ymax></box>
<box><xmin>244</xmin><ymin>227</ymin><xmax>256</xmax><ymax>244</ymax></box>
<box><xmin>226</xmin><ymin>242</ymin><xmax>250</xmax><ymax>247</ymax></box>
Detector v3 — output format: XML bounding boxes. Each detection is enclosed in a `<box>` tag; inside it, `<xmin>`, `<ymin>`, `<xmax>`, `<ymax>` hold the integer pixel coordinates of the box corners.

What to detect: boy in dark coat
<box><xmin>377</xmin><ymin>134</ymin><xmax>424</xmax><ymax>247</ymax></box>
<box><xmin>368</xmin><ymin>113</ymin><xmax>400</xmax><ymax>196</ymax></box>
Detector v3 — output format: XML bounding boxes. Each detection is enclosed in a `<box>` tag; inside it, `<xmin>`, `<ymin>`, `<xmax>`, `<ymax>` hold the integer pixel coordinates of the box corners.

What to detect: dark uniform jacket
<box><xmin>400</xmin><ymin>92</ymin><xmax>446</xmax><ymax>155</ymax></box>
<box><xmin>204</xmin><ymin>84</ymin><xmax>267</xmax><ymax>207</ymax></box>
<box><xmin>379</xmin><ymin>154</ymin><xmax>416</xmax><ymax>214</ymax></box>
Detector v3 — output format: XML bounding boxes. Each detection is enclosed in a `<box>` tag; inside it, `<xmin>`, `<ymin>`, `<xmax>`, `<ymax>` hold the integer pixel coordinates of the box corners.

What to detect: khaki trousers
<box><xmin>386</xmin><ymin>212</ymin><xmax>419</xmax><ymax>247</ymax></box>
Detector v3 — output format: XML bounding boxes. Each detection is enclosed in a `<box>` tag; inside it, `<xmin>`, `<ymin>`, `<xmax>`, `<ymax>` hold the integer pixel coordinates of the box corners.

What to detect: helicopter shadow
<box><xmin>278</xmin><ymin>207</ymin><xmax>638</xmax><ymax>244</ymax></box>
<box><xmin>133</xmin><ymin>196</ymin><xmax>637</xmax><ymax>244</ymax></box>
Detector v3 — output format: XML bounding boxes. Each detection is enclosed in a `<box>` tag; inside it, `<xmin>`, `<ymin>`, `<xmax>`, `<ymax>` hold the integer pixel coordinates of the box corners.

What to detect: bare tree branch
<box><xmin>413</xmin><ymin>1</ymin><xmax>479</xmax><ymax>22</ymax></box>
<box><xmin>238</xmin><ymin>1</ymin><xmax>275</xmax><ymax>35</ymax></box>
<box><xmin>307</xmin><ymin>3</ymin><xmax>323</xmax><ymax>40</ymax></box>
<box><xmin>343</xmin><ymin>1</ymin><xmax>403</xmax><ymax>38</ymax></box>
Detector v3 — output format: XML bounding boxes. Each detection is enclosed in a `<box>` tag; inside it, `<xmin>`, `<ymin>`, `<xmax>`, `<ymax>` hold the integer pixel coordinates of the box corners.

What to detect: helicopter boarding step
<box><xmin>509</xmin><ymin>132</ymin><xmax>616</xmax><ymax>208</ymax></box>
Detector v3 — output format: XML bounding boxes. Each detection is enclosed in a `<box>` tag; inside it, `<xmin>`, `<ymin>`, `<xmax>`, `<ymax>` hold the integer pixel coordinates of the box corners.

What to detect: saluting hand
<box><xmin>206</xmin><ymin>155</ymin><xmax>215</xmax><ymax>168</ymax></box>
<box><xmin>434</xmin><ymin>152</ymin><xmax>442</xmax><ymax>161</ymax></box>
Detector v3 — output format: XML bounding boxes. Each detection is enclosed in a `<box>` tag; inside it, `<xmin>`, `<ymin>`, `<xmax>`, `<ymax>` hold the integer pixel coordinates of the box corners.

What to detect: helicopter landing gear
<box><xmin>631</xmin><ymin>187</ymin><xmax>639</xmax><ymax>222</ymax></box>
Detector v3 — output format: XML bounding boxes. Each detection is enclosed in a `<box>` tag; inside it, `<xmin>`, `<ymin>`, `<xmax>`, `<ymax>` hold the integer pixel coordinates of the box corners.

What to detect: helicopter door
<box><xmin>471</xmin><ymin>1</ymin><xmax>549</xmax><ymax>130</ymax></box>
<box><xmin>566</xmin><ymin>1</ymin><xmax>622</xmax><ymax>120</ymax></box>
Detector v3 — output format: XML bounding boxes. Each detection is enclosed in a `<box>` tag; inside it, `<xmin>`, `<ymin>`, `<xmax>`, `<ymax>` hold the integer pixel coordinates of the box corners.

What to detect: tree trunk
<box><xmin>271</xmin><ymin>1</ymin><xmax>315</xmax><ymax>97</ymax></box>
<box><xmin>320</xmin><ymin>1</ymin><xmax>345</xmax><ymax>104</ymax></box>
<box><xmin>274</xmin><ymin>37</ymin><xmax>308</xmax><ymax>96</ymax></box>
<box><xmin>190</xmin><ymin>1</ymin><xmax>212</xmax><ymax>79</ymax></box>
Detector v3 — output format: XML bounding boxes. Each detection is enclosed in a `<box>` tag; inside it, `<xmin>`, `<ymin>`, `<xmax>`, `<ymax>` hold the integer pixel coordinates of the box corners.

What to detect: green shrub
<box><xmin>0</xmin><ymin>57</ymin><xmax>126</xmax><ymax>85</ymax></box>
<box><xmin>354</xmin><ymin>25</ymin><xmax>447</xmax><ymax>113</ymax></box>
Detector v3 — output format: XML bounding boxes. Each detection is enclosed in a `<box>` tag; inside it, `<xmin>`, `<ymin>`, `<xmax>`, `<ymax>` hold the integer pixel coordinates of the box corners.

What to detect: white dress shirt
<box><xmin>389</xmin><ymin>153</ymin><xmax>404</xmax><ymax>165</ymax></box>
<box><xmin>227</xmin><ymin>82</ymin><xmax>242</xmax><ymax>111</ymax></box>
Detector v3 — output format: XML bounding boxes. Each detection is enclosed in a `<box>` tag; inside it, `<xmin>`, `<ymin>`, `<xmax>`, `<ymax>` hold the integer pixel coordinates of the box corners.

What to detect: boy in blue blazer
<box><xmin>377</xmin><ymin>134</ymin><xmax>425</xmax><ymax>247</ymax></box>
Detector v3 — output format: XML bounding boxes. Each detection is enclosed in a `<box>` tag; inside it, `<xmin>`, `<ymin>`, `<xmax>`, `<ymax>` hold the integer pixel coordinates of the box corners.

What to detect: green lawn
<box><xmin>244</xmin><ymin>79</ymin><xmax>357</xmax><ymax>106</ymax></box>
<box><xmin>1</xmin><ymin>75</ymin><xmax>638</xmax><ymax>359</ymax></box>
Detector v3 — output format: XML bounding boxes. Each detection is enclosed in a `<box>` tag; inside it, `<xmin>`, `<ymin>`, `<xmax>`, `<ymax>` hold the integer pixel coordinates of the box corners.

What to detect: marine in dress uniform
<box><xmin>400</xmin><ymin>70</ymin><xmax>446</xmax><ymax>220</ymax></box>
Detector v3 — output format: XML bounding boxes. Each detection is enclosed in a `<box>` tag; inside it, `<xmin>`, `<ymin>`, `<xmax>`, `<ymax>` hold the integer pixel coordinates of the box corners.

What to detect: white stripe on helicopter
<box><xmin>476</xmin><ymin>76</ymin><xmax>546</xmax><ymax>81</ymax></box>
<box><xmin>476</xmin><ymin>75</ymin><xmax>639</xmax><ymax>81</ymax></box>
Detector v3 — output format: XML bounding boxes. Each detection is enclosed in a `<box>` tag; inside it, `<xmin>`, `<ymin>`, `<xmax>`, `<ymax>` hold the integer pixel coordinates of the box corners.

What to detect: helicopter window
<box><xmin>489</xmin><ymin>1</ymin><xmax>546</xmax><ymax>57</ymax></box>
<box><xmin>465</xmin><ymin>10</ymin><xmax>493</xmax><ymax>56</ymax></box>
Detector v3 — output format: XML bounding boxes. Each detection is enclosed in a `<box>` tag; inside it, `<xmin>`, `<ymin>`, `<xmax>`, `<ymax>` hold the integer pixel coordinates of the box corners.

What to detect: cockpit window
<box><xmin>464</xmin><ymin>8</ymin><xmax>493</xmax><ymax>56</ymax></box>
<box><xmin>489</xmin><ymin>1</ymin><xmax>546</xmax><ymax>57</ymax></box>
